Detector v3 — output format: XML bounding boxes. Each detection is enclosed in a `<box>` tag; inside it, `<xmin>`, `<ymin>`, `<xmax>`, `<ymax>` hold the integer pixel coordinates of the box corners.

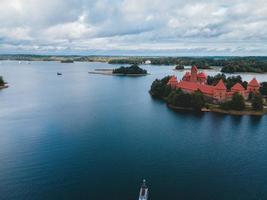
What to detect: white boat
<box><xmin>138</xmin><ymin>179</ymin><xmax>148</xmax><ymax>200</ymax></box>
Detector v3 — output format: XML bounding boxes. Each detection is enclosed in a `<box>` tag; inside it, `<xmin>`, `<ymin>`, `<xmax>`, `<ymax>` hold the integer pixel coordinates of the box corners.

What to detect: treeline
<box><xmin>109</xmin><ymin>57</ymin><xmax>225</xmax><ymax>66</ymax></box>
<box><xmin>220</xmin><ymin>92</ymin><xmax>263</xmax><ymax>111</ymax></box>
<box><xmin>109</xmin><ymin>57</ymin><xmax>267</xmax><ymax>73</ymax></box>
<box><xmin>221</xmin><ymin>60</ymin><xmax>267</xmax><ymax>73</ymax></box>
<box><xmin>207</xmin><ymin>74</ymin><xmax>248</xmax><ymax>90</ymax></box>
<box><xmin>167</xmin><ymin>89</ymin><xmax>205</xmax><ymax>111</ymax></box>
<box><xmin>113</xmin><ymin>64</ymin><xmax>147</xmax><ymax>75</ymax></box>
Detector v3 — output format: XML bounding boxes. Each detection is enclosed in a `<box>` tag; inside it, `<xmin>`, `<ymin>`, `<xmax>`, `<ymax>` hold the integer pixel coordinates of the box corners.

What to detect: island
<box><xmin>175</xmin><ymin>65</ymin><xmax>184</xmax><ymax>70</ymax></box>
<box><xmin>0</xmin><ymin>76</ymin><xmax>8</xmax><ymax>89</ymax></box>
<box><xmin>89</xmin><ymin>64</ymin><xmax>148</xmax><ymax>76</ymax></box>
<box><xmin>150</xmin><ymin>66</ymin><xmax>267</xmax><ymax>115</ymax></box>
<box><xmin>60</xmin><ymin>59</ymin><xmax>74</xmax><ymax>63</ymax></box>
<box><xmin>113</xmin><ymin>64</ymin><xmax>147</xmax><ymax>75</ymax></box>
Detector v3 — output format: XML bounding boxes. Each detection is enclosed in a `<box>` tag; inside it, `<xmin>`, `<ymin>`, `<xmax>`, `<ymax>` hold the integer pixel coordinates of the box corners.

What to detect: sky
<box><xmin>0</xmin><ymin>0</ymin><xmax>267</xmax><ymax>56</ymax></box>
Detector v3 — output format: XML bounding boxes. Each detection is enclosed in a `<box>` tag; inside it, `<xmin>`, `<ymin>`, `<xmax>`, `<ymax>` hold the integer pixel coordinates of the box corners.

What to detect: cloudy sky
<box><xmin>0</xmin><ymin>0</ymin><xmax>267</xmax><ymax>56</ymax></box>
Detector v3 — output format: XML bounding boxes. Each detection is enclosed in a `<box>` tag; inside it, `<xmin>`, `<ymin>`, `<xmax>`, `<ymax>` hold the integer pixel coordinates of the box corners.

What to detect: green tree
<box><xmin>150</xmin><ymin>76</ymin><xmax>172</xmax><ymax>98</ymax></box>
<box><xmin>260</xmin><ymin>82</ymin><xmax>267</xmax><ymax>95</ymax></box>
<box><xmin>230</xmin><ymin>93</ymin><xmax>246</xmax><ymax>110</ymax></box>
<box><xmin>191</xmin><ymin>90</ymin><xmax>205</xmax><ymax>111</ymax></box>
<box><xmin>251</xmin><ymin>93</ymin><xmax>263</xmax><ymax>111</ymax></box>
<box><xmin>0</xmin><ymin>76</ymin><xmax>4</xmax><ymax>86</ymax></box>
<box><xmin>207</xmin><ymin>73</ymin><xmax>226</xmax><ymax>85</ymax></box>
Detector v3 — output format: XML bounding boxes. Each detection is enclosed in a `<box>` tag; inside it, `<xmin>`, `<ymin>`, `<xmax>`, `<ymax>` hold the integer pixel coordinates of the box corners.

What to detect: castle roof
<box><xmin>168</xmin><ymin>76</ymin><xmax>178</xmax><ymax>84</ymax></box>
<box><xmin>214</xmin><ymin>79</ymin><xmax>226</xmax><ymax>90</ymax></box>
<box><xmin>248</xmin><ymin>78</ymin><xmax>260</xmax><ymax>87</ymax></box>
<box><xmin>176</xmin><ymin>81</ymin><xmax>214</xmax><ymax>95</ymax></box>
<box><xmin>231</xmin><ymin>83</ymin><xmax>245</xmax><ymax>91</ymax></box>
<box><xmin>197</xmin><ymin>72</ymin><xmax>207</xmax><ymax>79</ymax></box>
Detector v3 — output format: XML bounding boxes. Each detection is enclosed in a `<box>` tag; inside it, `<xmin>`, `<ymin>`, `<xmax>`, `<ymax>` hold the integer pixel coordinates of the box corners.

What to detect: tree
<box><xmin>150</xmin><ymin>76</ymin><xmax>172</xmax><ymax>98</ymax></box>
<box><xmin>230</xmin><ymin>93</ymin><xmax>246</xmax><ymax>110</ymax></box>
<box><xmin>207</xmin><ymin>73</ymin><xmax>226</xmax><ymax>85</ymax></box>
<box><xmin>0</xmin><ymin>76</ymin><xmax>4</xmax><ymax>86</ymax></box>
<box><xmin>251</xmin><ymin>93</ymin><xmax>263</xmax><ymax>111</ymax></box>
<box><xmin>191</xmin><ymin>90</ymin><xmax>205</xmax><ymax>111</ymax></box>
<box><xmin>221</xmin><ymin>92</ymin><xmax>245</xmax><ymax>111</ymax></box>
<box><xmin>260</xmin><ymin>82</ymin><xmax>267</xmax><ymax>95</ymax></box>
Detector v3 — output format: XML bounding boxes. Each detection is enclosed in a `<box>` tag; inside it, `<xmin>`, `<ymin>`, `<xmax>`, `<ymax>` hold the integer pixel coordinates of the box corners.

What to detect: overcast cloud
<box><xmin>0</xmin><ymin>0</ymin><xmax>267</xmax><ymax>55</ymax></box>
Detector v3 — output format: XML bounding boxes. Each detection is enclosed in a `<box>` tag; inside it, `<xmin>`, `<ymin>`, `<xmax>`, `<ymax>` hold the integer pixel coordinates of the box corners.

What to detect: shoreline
<box><xmin>0</xmin><ymin>85</ymin><xmax>8</xmax><ymax>89</ymax></box>
<box><xmin>167</xmin><ymin>104</ymin><xmax>267</xmax><ymax>116</ymax></box>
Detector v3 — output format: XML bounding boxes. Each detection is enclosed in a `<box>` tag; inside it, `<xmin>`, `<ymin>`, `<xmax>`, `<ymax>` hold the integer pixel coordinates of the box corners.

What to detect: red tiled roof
<box><xmin>176</xmin><ymin>81</ymin><xmax>198</xmax><ymax>91</ymax></box>
<box><xmin>176</xmin><ymin>81</ymin><xmax>214</xmax><ymax>95</ymax></box>
<box><xmin>214</xmin><ymin>79</ymin><xmax>226</xmax><ymax>90</ymax></box>
<box><xmin>168</xmin><ymin>76</ymin><xmax>177</xmax><ymax>84</ymax></box>
<box><xmin>248</xmin><ymin>78</ymin><xmax>260</xmax><ymax>87</ymax></box>
<box><xmin>198</xmin><ymin>84</ymin><xmax>214</xmax><ymax>95</ymax></box>
<box><xmin>231</xmin><ymin>83</ymin><xmax>245</xmax><ymax>91</ymax></box>
<box><xmin>197</xmin><ymin>72</ymin><xmax>207</xmax><ymax>79</ymax></box>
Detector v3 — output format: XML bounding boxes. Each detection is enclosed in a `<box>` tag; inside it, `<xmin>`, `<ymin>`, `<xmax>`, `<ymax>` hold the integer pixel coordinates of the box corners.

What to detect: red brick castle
<box><xmin>168</xmin><ymin>66</ymin><xmax>260</xmax><ymax>102</ymax></box>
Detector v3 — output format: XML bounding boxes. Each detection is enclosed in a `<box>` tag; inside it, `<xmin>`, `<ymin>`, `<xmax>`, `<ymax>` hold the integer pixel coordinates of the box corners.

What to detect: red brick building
<box><xmin>168</xmin><ymin>66</ymin><xmax>260</xmax><ymax>102</ymax></box>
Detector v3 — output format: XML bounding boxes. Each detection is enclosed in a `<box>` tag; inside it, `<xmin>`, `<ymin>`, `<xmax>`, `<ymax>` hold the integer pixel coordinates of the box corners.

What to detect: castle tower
<box><xmin>247</xmin><ymin>78</ymin><xmax>260</xmax><ymax>93</ymax></box>
<box><xmin>213</xmin><ymin>79</ymin><xmax>227</xmax><ymax>102</ymax></box>
<box><xmin>190</xmin><ymin>66</ymin><xmax>198</xmax><ymax>82</ymax></box>
<box><xmin>167</xmin><ymin>76</ymin><xmax>178</xmax><ymax>89</ymax></box>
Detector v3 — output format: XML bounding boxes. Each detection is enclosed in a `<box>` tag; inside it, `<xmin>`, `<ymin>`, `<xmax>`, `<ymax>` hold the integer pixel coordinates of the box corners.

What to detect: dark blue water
<box><xmin>0</xmin><ymin>61</ymin><xmax>267</xmax><ymax>200</ymax></box>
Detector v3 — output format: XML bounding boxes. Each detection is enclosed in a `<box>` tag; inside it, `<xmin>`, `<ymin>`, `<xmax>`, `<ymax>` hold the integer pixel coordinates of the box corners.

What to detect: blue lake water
<box><xmin>0</xmin><ymin>61</ymin><xmax>267</xmax><ymax>200</ymax></box>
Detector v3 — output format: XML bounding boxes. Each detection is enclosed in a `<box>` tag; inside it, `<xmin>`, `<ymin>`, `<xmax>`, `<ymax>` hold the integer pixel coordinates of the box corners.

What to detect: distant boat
<box><xmin>138</xmin><ymin>179</ymin><xmax>148</xmax><ymax>200</ymax></box>
<box><xmin>57</xmin><ymin>72</ymin><xmax>62</xmax><ymax>76</ymax></box>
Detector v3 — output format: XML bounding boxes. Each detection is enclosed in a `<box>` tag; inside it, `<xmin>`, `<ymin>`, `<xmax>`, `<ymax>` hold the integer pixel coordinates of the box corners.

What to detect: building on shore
<box><xmin>144</xmin><ymin>60</ymin><xmax>151</xmax><ymax>65</ymax></box>
<box><xmin>168</xmin><ymin>66</ymin><xmax>260</xmax><ymax>102</ymax></box>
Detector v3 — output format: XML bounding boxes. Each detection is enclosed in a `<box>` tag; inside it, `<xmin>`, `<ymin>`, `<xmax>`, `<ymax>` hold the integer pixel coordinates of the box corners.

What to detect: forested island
<box><xmin>2</xmin><ymin>54</ymin><xmax>267</xmax><ymax>73</ymax></box>
<box><xmin>89</xmin><ymin>64</ymin><xmax>147</xmax><ymax>76</ymax></box>
<box><xmin>113</xmin><ymin>64</ymin><xmax>147</xmax><ymax>75</ymax></box>
<box><xmin>61</xmin><ymin>59</ymin><xmax>74</xmax><ymax>63</ymax></box>
<box><xmin>150</xmin><ymin>74</ymin><xmax>267</xmax><ymax>115</ymax></box>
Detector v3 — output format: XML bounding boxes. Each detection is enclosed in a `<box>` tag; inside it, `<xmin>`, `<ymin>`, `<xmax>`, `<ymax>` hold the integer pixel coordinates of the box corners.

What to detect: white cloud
<box><xmin>0</xmin><ymin>0</ymin><xmax>267</xmax><ymax>55</ymax></box>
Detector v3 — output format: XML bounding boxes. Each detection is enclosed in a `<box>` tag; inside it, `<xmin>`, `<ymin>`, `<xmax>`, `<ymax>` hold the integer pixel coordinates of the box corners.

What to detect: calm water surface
<box><xmin>0</xmin><ymin>61</ymin><xmax>267</xmax><ymax>200</ymax></box>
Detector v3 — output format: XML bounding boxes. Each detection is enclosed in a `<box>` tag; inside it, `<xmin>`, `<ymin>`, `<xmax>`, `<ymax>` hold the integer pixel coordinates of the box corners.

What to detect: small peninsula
<box><xmin>0</xmin><ymin>76</ymin><xmax>8</xmax><ymax>89</ymax></box>
<box><xmin>150</xmin><ymin>66</ymin><xmax>267</xmax><ymax>115</ymax></box>
<box><xmin>89</xmin><ymin>64</ymin><xmax>148</xmax><ymax>76</ymax></box>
